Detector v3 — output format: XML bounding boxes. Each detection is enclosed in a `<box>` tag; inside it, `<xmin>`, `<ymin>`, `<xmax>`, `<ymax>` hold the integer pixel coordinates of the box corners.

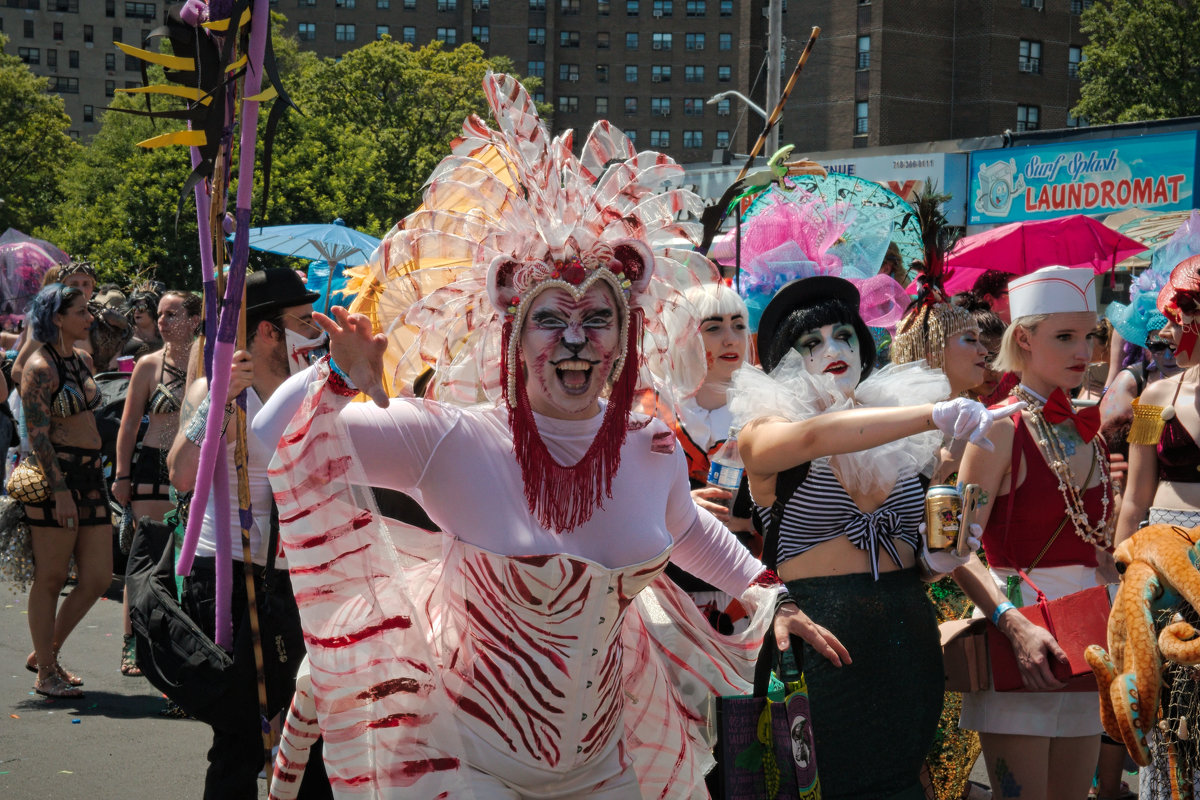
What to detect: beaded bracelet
<box><xmin>326</xmin><ymin>356</ymin><xmax>359</xmax><ymax>397</ymax></box>
<box><xmin>991</xmin><ymin>601</ymin><xmax>1016</xmax><ymax>626</ymax></box>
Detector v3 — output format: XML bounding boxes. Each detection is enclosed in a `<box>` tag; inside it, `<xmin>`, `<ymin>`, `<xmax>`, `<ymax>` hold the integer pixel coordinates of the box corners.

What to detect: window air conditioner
<box><xmin>717</xmin><ymin>109</ymin><xmax>729</xmax><ymax>116</ymax></box>
<box><xmin>651</xmin><ymin>75</ymin><xmax>661</xmax><ymax>82</ymax></box>
<box><xmin>653</xmin><ymin>42</ymin><xmax>662</xmax><ymax>49</ymax></box>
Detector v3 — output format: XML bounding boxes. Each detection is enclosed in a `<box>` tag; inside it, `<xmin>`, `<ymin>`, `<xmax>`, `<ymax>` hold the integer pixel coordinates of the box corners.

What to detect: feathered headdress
<box><xmin>891</xmin><ymin>183</ymin><xmax>974</xmax><ymax>371</ymax></box>
<box><xmin>345</xmin><ymin>73</ymin><xmax>719</xmax><ymax>531</ymax></box>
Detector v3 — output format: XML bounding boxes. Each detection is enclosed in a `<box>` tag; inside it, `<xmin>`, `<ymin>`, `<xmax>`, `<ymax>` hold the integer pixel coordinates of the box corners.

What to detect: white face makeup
<box><xmin>699</xmin><ymin>312</ymin><xmax>749</xmax><ymax>385</ymax></box>
<box><xmin>792</xmin><ymin>322</ymin><xmax>862</xmax><ymax>395</ymax></box>
<box><xmin>519</xmin><ymin>283</ymin><xmax>624</xmax><ymax>420</ymax></box>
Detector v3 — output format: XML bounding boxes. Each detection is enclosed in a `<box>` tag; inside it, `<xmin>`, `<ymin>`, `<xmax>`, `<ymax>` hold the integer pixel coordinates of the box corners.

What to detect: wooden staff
<box><xmin>734</xmin><ymin>26</ymin><xmax>821</xmax><ymax>184</ymax></box>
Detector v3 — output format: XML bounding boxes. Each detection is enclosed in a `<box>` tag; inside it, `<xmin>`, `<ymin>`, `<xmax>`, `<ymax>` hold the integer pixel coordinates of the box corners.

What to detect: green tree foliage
<box><xmin>1075</xmin><ymin>0</ymin><xmax>1200</xmax><ymax>125</ymax></box>
<box><xmin>0</xmin><ymin>33</ymin><xmax>80</xmax><ymax>234</ymax></box>
<box><xmin>43</xmin><ymin>21</ymin><xmax>523</xmax><ymax>290</ymax></box>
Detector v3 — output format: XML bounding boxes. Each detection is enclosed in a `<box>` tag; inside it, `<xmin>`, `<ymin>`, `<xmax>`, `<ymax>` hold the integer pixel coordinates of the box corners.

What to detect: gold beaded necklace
<box><xmin>1011</xmin><ymin>384</ymin><xmax>1114</xmax><ymax>548</ymax></box>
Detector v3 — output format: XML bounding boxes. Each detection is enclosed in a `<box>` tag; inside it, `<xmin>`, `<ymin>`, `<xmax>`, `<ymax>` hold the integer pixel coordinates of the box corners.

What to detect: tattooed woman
<box><xmin>20</xmin><ymin>284</ymin><xmax>110</xmax><ymax>698</ymax></box>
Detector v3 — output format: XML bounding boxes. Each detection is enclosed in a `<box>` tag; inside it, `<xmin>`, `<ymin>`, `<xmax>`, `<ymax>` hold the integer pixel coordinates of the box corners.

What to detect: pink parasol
<box><xmin>909</xmin><ymin>214</ymin><xmax>1147</xmax><ymax>295</ymax></box>
<box><xmin>0</xmin><ymin>228</ymin><xmax>69</xmax><ymax>319</ymax></box>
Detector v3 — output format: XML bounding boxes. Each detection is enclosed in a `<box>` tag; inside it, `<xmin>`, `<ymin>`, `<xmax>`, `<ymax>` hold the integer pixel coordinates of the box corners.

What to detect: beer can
<box><xmin>924</xmin><ymin>485</ymin><xmax>961</xmax><ymax>551</ymax></box>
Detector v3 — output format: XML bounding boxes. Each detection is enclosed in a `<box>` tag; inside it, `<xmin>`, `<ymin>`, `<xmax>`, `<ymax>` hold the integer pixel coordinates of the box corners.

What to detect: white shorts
<box><xmin>958</xmin><ymin>564</ymin><xmax>1104</xmax><ymax>738</ymax></box>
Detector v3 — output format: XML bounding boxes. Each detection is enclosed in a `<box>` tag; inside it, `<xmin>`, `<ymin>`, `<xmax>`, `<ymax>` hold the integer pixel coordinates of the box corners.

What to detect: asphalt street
<box><xmin>0</xmin><ymin>578</ymin><xmax>267</xmax><ymax>800</ymax></box>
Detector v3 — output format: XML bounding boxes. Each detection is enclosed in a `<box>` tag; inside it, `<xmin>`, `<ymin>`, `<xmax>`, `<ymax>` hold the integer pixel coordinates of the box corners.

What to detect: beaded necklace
<box><xmin>1010</xmin><ymin>384</ymin><xmax>1114</xmax><ymax>548</ymax></box>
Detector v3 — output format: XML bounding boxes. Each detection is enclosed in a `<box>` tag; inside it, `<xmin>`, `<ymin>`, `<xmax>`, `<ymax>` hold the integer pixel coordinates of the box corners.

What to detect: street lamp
<box><xmin>706</xmin><ymin>91</ymin><xmax>768</xmax><ymax>121</ymax></box>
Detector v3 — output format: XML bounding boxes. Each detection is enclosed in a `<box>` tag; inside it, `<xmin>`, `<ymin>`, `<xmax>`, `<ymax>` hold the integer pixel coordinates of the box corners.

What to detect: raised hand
<box><xmin>313</xmin><ymin>307</ymin><xmax>390</xmax><ymax>408</ymax></box>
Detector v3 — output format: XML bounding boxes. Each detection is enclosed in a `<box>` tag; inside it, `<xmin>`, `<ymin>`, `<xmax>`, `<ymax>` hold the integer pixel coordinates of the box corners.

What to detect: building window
<box><xmin>626</xmin><ymin>129</ymin><xmax>637</xmax><ymax>144</ymax></box>
<box><xmin>685</xmin><ymin>65</ymin><xmax>704</xmax><ymax>82</ymax></box>
<box><xmin>652</xmin><ymin>0</ymin><xmax>672</xmax><ymax>16</ymax></box>
<box><xmin>719</xmin><ymin>0</ymin><xmax>732</xmax><ymax>15</ymax></box>
<box><xmin>558</xmin><ymin>95</ymin><xmax>579</xmax><ymax>112</ymax></box>
<box><xmin>626</xmin><ymin>65</ymin><xmax>639</xmax><ymax>82</ymax></box>
<box><xmin>719</xmin><ymin>32</ymin><xmax>732</xmax><ymax>50</ymax></box>
<box><xmin>717</xmin><ymin>65</ymin><xmax>731</xmax><ymax>82</ymax></box>
<box><xmin>652</xmin><ymin>33</ymin><xmax>672</xmax><ymax>51</ymax></box>
<box><xmin>404</xmin><ymin>0</ymin><xmax>416</xmax><ymax>7</ymax></box>
<box><xmin>69</xmin><ymin>50</ymin><xmax>79</xmax><ymax>69</ymax></box>
<box><xmin>1020</xmin><ymin>0</ymin><xmax>1041</xmax><ymax>6</ymax></box>
<box><xmin>716</xmin><ymin>129</ymin><xmax>730</xmax><ymax>148</ymax></box>
<box><xmin>105</xmin><ymin>80</ymin><xmax>115</xmax><ymax>97</ymax></box>
<box><xmin>83</xmin><ymin>105</ymin><xmax>94</xmax><ymax>122</ymax></box>
<box><xmin>377</xmin><ymin>25</ymin><xmax>390</xmax><ymax>39</ymax></box>
<box><xmin>105</xmin><ymin>53</ymin><xmax>115</xmax><ymax>69</ymax></box>
<box><xmin>596</xmin><ymin>64</ymin><xmax>609</xmax><ymax>82</ymax></box>
<box><xmin>534</xmin><ymin>91</ymin><xmax>545</xmax><ymax>102</ymax></box>
<box><xmin>17</xmin><ymin>48</ymin><xmax>40</xmax><ymax>65</ymax></box>
<box><xmin>336</xmin><ymin>0</ymin><xmax>357</xmax><ymax>6</ymax></box>
<box><xmin>596</xmin><ymin>96</ymin><xmax>609</xmax><ymax>114</ymax></box>
<box><xmin>598</xmin><ymin>32</ymin><xmax>610</xmax><ymax>49</ymax></box>
<box><xmin>855</xmin><ymin>101</ymin><xmax>868</xmax><ymax>135</ymax></box>
<box><xmin>598</xmin><ymin>0</ymin><xmax>610</xmax><ymax>14</ymax></box>
<box><xmin>1017</xmin><ymin>104</ymin><xmax>1039</xmax><ymax>131</ymax></box>
<box><xmin>560</xmin><ymin>30</ymin><xmax>580</xmax><ymax>47</ymax></box>
<box><xmin>472</xmin><ymin>26</ymin><xmax>489</xmax><ymax>43</ymax></box>
<box><xmin>529</xmin><ymin>27</ymin><xmax>546</xmax><ymax>45</ymax></box>
<box><xmin>685</xmin><ymin>33</ymin><xmax>705</xmax><ymax>50</ymax></box>
<box><xmin>715</xmin><ymin>98</ymin><xmax>730</xmax><ymax>115</ymax></box>
<box><xmin>1070</xmin><ymin>0</ymin><xmax>1093</xmax><ymax>13</ymax></box>
<box><xmin>857</xmin><ymin>35</ymin><xmax>870</xmax><ymax>70</ymax></box>
<box><xmin>52</xmin><ymin>0</ymin><xmax>80</xmax><ymax>11</ymax></box>
<box><xmin>125</xmin><ymin>2</ymin><xmax>156</xmax><ymax>20</ymax></box>
<box><xmin>84</xmin><ymin>25</ymin><xmax>94</xmax><ymax>44</ymax></box>
<box><xmin>336</xmin><ymin>24</ymin><xmax>356</xmax><ymax>42</ymax></box>
<box><xmin>627</xmin><ymin>0</ymin><xmax>639</xmax><ymax>15</ymax></box>
<box><xmin>651</xmin><ymin>97</ymin><xmax>671</xmax><ymax>116</ymax></box>
<box><xmin>23</xmin><ymin>20</ymin><xmax>34</xmax><ymax>38</ymax></box>
<box><xmin>686</xmin><ymin>0</ymin><xmax>705</xmax><ymax>16</ymax></box>
<box><xmin>562</xmin><ymin>0</ymin><xmax>581</xmax><ymax>13</ymax></box>
<box><xmin>650</xmin><ymin>129</ymin><xmax>670</xmax><ymax>147</ymax></box>
<box><xmin>53</xmin><ymin>22</ymin><xmax>64</xmax><ymax>41</ymax></box>
<box><xmin>530</xmin><ymin>0</ymin><xmax>546</xmax><ymax>8</ymax></box>
<box><xmin>47</xmin><ymin>49</ymin><xmax>58</xmax><ymax>67</ymax></box>
<box><xmin>624</xmin><ymin>96</ymin><xmax>637</xmax><ymax>114</ymax></box>
<box><xmin>1068</xmin><ymin>46</ymin><xmax>1083</xmax><ymax>78</ymax></box>
<box><xmin>1019</xmin><ymin>40</ymin><xmax>1042</xmax><ymax>73</ymax></box>
<box><xmin>625</xmin><ymin>32</ymin><xmax>638</xmax><ymax>49</ymax></box>
<box><xmin>1066</xmin><ymin>112</ymin><xmax>1088</xmax><ymax>128</ymax></box>
<box><xmin>378</xmin><ymin>0</ymin><xmax>391</xmax><ymax>7</ymax></box>
<box><xmin>436</xmin><ymin>27</ymin><xmax>457</xmax><ymax>44</ymax></box>
<box><xmin>51</xmin><ymin>76</ymin><xmax>80</xmax><ymax>94</ymax></box>
<box><xmin>684</xmin><ymin>97</ymin><xmax>704</xmax><ymax>116</ymax></box>
<box><xmin>436</xmin><ymin>0</ymin><xmax>456</xmax><ymax>9</ymax></box>
<box><xmin>402</xmin><ymin>26</ymin><xmax>416</xmax><ymax>43</ymax></box>
<box><xmin>113</xmin><ymin>26</ymin><xmax>123</xmax><ymax>42</ymax></box>
<box><xmin>527</xmin><ymin>60</ymin><xmax>545</xmax><ymax>77</ymax></box>
<box><xmin>683</xmin><ymin>130</ymin><xmax>703</xmax><ymax>148</ymax></box>
<box><xmin>559</xmin><ymin>63</ymin><xmax>580</xmax><ymax>80</ymax></box>
<box><xmin>125</xmin><ymin>54</ymin><xmax>140</xmax><ymax>71</ymax></box>
<box><xmin>107</xmin><ymin>0</ymin><xmax>116</xmax><ymax>17</ymax></box>
<box><xmin>299</xmin><ymin>0</ymin><xmax>316</xmax><ymax>5</ymax></box>
<box><xmin>651</xmin><ymin>64</ymin><xmax>671</xmax><ymax>82</ymax></box>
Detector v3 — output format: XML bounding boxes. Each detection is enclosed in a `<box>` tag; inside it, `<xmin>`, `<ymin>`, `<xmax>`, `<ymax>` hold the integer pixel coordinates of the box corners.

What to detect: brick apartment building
<box><xmin>2</xmin><ymin>0</ymin><xmax>1094</xmax><ymax>162</ymax></box>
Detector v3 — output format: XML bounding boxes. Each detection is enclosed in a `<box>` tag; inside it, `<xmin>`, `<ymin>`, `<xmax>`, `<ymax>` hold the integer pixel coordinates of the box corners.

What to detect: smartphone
<box><xmin>957</xmin><ymin>484</ymin><xmax>981</xmax><ymax>557</ymax></box>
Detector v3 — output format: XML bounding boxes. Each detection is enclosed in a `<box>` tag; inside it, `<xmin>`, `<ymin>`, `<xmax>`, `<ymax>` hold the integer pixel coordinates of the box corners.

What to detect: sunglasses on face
<box><xmin>1146</xmin><ymin>341</ymin><xmax>1171</xmax><ymax>353</ymax></box>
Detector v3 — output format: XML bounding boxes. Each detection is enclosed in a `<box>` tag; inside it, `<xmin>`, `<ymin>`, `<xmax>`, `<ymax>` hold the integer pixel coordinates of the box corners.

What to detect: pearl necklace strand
<box><xmin>1011</xmin><ymin>384</ymin><xmax>1114</xmax><ymax>548</ymax></box>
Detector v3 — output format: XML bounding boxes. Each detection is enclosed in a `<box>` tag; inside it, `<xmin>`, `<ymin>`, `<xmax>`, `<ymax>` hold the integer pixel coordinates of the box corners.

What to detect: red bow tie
<box><xmin>1042</xmin><ymin>388</ymin><xmax>1101</xmax><ymax>442</ymax></box>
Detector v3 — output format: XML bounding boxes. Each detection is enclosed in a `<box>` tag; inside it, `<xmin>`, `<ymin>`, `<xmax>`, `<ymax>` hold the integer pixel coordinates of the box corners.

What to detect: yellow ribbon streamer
<box><xmin>113</xmin><ymin>41</ymin><xmax>193</xmax><ymax>71</ymax></box>
<box><xmin>117</xmin><ymin>84</ymin><xmax>212</xmax><ymax>104</ymax></box>
<box><xmin>136</xmin><ymin>130</ymin><xmax>207</xmax><ymax>149</ymax></box>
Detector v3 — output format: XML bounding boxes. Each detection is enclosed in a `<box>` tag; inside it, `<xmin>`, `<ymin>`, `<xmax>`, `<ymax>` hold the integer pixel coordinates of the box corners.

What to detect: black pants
<box><xmin>182</xmin><ymin>557</ymin><xmax>332</xmax><ymax>800</ymax></box>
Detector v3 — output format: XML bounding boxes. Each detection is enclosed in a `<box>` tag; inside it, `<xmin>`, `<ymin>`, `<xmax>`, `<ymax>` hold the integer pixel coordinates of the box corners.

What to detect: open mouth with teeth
<box><xmin>824</xmin><ymin>360</ymin><xmax>850</xmax><ymax>376</ymax></box>
<box><xmin>554</xmin><ymin>358</ymin><xmax>599</xmax><ymax>394</ymax></box>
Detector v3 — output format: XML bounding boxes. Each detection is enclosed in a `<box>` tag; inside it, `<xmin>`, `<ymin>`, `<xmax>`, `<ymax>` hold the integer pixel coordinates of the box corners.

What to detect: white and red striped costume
<box><xmin>263</xmin><ymin>363</ymin><xmax>778</xmax><ymax>798</ymax></box>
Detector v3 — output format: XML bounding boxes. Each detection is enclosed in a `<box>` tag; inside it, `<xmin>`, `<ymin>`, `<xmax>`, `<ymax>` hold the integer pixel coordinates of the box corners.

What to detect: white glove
<box><xmin>931</xmin><ymin>399</ymin><xmax>1026</xmax><ymax>452</ymax></box>
<box><xmin>918</xmin><ymin>523</ymin><xmax>983</xmax><ymax>577</ymax></box>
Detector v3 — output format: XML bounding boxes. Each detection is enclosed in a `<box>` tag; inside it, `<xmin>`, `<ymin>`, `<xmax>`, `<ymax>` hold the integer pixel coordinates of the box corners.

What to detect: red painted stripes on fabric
<box><xmin>305</xmin><ymin>614</ymin><xmax>412</xmax><ymax>648</ymax></box>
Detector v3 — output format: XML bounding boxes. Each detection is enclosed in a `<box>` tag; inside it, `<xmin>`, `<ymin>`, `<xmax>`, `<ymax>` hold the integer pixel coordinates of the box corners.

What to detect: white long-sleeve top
<box><xmin>255</xmin><ymin>366</ymin><xmax>766</xmax><ymax>598</ymax></box>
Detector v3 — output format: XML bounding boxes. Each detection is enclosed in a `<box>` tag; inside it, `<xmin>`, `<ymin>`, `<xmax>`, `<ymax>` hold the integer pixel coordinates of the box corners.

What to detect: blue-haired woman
<box><xmin>20</xmin><ymin>283</ymin><xmax>109</xmax><ymax>698</ymax></box>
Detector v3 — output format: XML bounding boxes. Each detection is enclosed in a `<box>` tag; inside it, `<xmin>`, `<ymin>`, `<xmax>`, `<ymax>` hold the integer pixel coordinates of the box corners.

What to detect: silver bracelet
<box><xmin>183</xmin><ymin>395</ymin><xmax>234</xmax><ymax>446</ymax></box>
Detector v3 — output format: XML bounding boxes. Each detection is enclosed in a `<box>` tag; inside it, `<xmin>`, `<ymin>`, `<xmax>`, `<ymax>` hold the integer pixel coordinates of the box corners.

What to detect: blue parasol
<box><xmin>242</xmin><ymin>219</ymin><xmax>381</xmax><ymax>312</ymax></box>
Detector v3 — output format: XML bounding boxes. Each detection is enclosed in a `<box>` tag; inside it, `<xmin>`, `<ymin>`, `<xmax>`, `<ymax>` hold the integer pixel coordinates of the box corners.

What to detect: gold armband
<box><xmin>1127</xmin><ymin>398</ymin><xmax>1168</xmax><ymax>446</ymax></box>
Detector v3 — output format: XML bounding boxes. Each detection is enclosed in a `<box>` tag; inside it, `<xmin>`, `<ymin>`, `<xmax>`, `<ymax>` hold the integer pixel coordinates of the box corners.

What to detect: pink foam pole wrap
<box><xmin>177</xmin><ymin>0</ymin><xmax>273</xmax><ymax>650</ymax></box>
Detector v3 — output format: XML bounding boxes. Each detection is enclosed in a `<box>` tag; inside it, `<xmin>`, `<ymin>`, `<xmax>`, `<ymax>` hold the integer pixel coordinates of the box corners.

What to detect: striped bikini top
<box><xmin>146</xmin><ymin>361</ymin><xmax>186</xmax><ymax>415</ymax></box>
<box><xmin>43</xmin><ymin>346</ymin><xmax>101</xmax><ymax>418</ymax></box>
<box><xmin>759</xmin><ymin>464</ymin><xmax>924</xmax><ymax>580</ymax></box>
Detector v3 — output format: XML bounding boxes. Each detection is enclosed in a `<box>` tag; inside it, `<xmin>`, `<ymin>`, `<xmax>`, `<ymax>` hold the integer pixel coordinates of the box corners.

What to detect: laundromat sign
<box><xmin>967</xmin><ymin>130</ymin><xmax>1197</xmax><ymax>224</ymax></box>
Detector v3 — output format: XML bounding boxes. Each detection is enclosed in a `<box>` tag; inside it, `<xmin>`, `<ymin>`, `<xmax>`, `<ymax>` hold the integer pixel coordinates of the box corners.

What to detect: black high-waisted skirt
<box><xmin>785</xmin><ymin>568</ymin><xmax>943</xmax><ymax>800</ymax></box>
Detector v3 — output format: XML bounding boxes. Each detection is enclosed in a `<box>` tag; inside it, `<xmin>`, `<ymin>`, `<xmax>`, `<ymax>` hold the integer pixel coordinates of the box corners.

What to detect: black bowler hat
<box><xmin>246</xmin><ymin>268</ymin><xmax>320</xmax><ymax>314</ymax></box>
<box><xmin>756</xmin><ymin>275</ymin><xmax>876</xmax><ymax>378</ymax></box>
